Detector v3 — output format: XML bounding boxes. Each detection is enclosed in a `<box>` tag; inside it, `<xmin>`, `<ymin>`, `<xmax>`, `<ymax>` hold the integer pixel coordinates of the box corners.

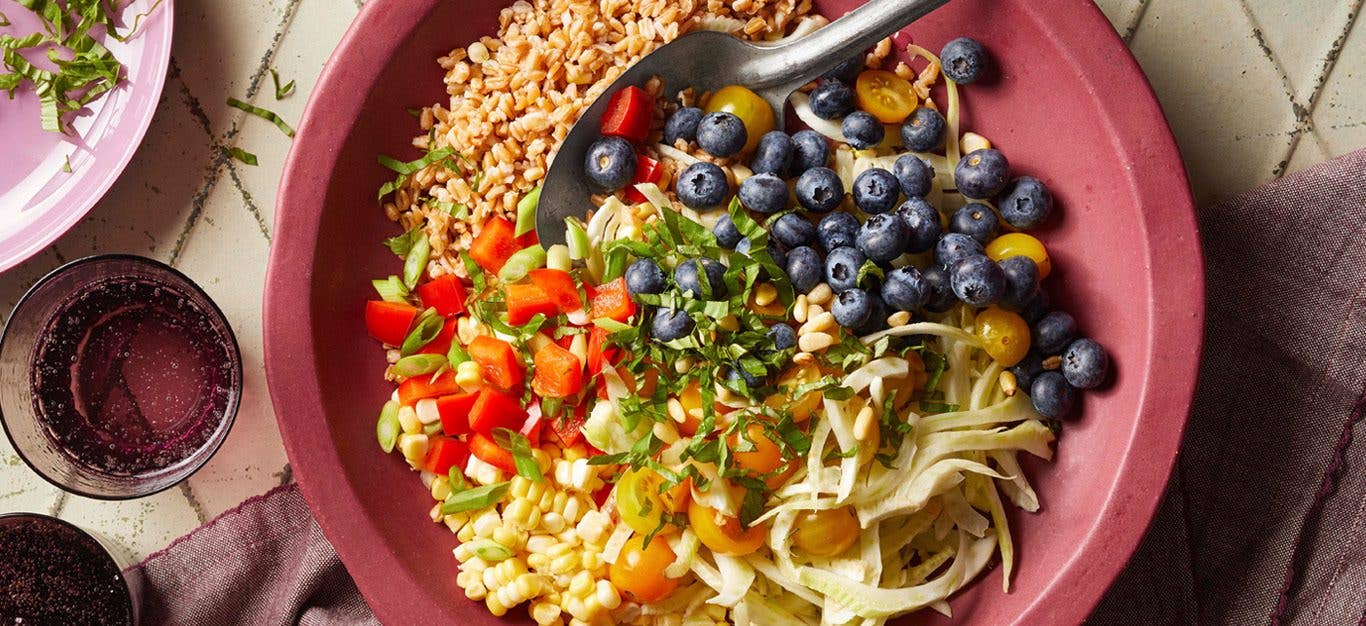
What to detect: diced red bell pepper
<box><xmin>528</xmin><ymin>268</ymin><xmax>582</xmax><ymax>314</ymax></box>
<box><xmin>365</xmin><ymin>300</ymin><xmax>418</xmax><ymax>346</ymax></box>
<box><xmin>398</xmin><ymin>371</ymin><xmax>462</xmax><ymax>406</ymax></box>
<box><xmin>469</xmin><ymin>433</ymin><xmax>517</xmax><ymax>474</ymax></box>
<box><xmin>469</xmin><ymin>217</ymin><xmax>520</xmax><ymax>274</ymax></box>
<box><xmin>417</xmin><ymin>318</ymin><xmax>457</xmax><ymax>356</ymax></box>
<box><xmin>623</xmin><ymin>155</ymin><xmax>664</xmax><ymax>204</ymax></box>
<box><xmin>468</xmin><ymin>336</ymin><xmax>524</xmax><ymax>391</ymax></box>
<box><xmin>423</xmin><ymin>436</ymin><xmax>471</xmax><ymax>475</ymax></box>
<box><xmin>590</xmin><ymin>277</ymin><xmax>636</xmax><ymax>322</ymax></box>
<box><xmin>416</xmin><ymin>274</ymin><xmax>468</xmax><ymax>316</ymax></box>
<box><xmin>506</xmin><ymin>283</ymin><xmax>559</xmax><ymax>326</ymax></box>
<box><xmin>585</xmin><ymin>326</ymin><xmax>620</xmax><ymax>376</ymax></box>
<box><xmin>600</xmin><ymin>85</ymin><xmax>653</xmax><ymax>143</ymax></box>
<box><xmin>468</xmin><ymin>386</ymin><xmax>528</xmax><ymax>436</ymax></box>
<box><xmin>436</xmin><ymin>392</ymin><xmax>478</xmax><ymax>436</ymax></box>
<box><xmin>520</xmin><ymin>413</ymin><xmax>543</xmax><ymax>448</ymax></box>
<box><xmin>531</xmin><ymin>342</ymin><xmax>584</xmax><ymax>399</ymax></box>
<box><xmin>547</xmin><ymin>404</ymin><xmax>587</xmax><ymax>448</ymax></box>
<box><xmin>517</xmin><ymin>229</ymin><xmax>539</xmax><ymax>249</ymax></box>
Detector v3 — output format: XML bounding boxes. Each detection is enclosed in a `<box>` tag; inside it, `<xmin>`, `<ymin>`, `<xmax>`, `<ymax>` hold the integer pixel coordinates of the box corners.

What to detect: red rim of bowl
<box><xmin>264</xmin><ymin>1</ymin><xmax>1205</xmax><ymax>623</ymax></box>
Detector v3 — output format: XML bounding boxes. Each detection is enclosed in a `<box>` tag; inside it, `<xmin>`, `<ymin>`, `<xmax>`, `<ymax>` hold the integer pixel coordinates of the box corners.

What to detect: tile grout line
<box><xmin>1234</xmin><ymin>0</ymin><xmax>1309</xmax><ymax>178</ymax></box>
<box><xmin>1120</xmin><ymin>0</ymin><xmax>1154</xmax><ymax>44</ymax></box>
<box><xmin>226</xmin><ymin>162</ymin><xmax>272</xmax><ymax>241</ymax></box>
<box><xmin>1272</xmin><ymin>0</ymin><xmax>1363</xmax><ymax>177</ymax></box>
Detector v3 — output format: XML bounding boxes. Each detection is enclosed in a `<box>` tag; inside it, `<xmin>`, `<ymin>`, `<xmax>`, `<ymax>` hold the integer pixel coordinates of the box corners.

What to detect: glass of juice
<box><xmin>0</xmin><ymin>513</ymin><xmax>140</xmax><ymax>625</ymax></box>
<box><xmin>0</xmin><ymin>255</ymin><xmax>242</xmax><ymax>499</ymax></box>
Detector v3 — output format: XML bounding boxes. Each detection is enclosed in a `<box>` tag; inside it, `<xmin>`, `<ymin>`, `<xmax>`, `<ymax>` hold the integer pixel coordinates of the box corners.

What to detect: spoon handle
<box><xmin>746</xmin><ymin>0</ymin><xmax>949</xmax><ymax>90</ymax></box>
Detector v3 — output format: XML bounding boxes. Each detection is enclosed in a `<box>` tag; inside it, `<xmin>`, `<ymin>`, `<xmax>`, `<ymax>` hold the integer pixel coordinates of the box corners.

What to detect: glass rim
<box><xmin>0</xmin><ymin>253</ymin><xmax>244</xmax><ymax>500</ymax></box>
<box><xmin>0</xmin><ymin>511</ymin><xmax>139</xmax><ymax>624</ymax></box>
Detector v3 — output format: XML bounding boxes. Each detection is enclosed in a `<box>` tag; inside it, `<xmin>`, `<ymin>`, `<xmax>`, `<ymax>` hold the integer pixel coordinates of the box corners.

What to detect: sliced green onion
<box><xmin>467</xmin><ymin>539</ymin><xmax>514</xmax><ymax>562</ymax></box>
<box><xmin>497</xmin><ymin>245</ymin><xmax>546</xmax><ymax>283</ymax></box>
<box><xmin>460</xmin><ymin>252</ymin><xmax>486</xmax><ymax>295</ymax></box>
<box><xmin>383</xmin><ymin>228</ymin><xmax>422</xmax><ymax>257</ymax></box>
<box><xmin>225</xmin><ymin>146</ymin><xmax>258</xmax><ymax>166</ymax></box>
<box><xmin>514</xmin><ymin>185</ymin><xmax>542</xmax><ymax>237</ymax></box>
<box><xmin>226</xmin><ymin>97</ymin><xmax>295</xmax><ymax>137</ymax></box>
<box><xmin>447</xmin><ymin>466</ymin><xmax>468</xmax><ymax>493</ymax></box>
<box><xmin>566</xmin><ymin>218</ymin><xmax>590</xmax><ymax>260</ymax></box>
<box><xmin>546</xmin><ymin>244</ymin><xmax>571</xmax><ymax>272</ymax></box>
<box><xmin>492</xmin><ymin>428</ymin><xmax>543</xmax><ymax>482</ymax></box>
<box><xmin>371</xmin><ymin>275</ymin><xmax>410</xmax><ymax>303</ymax></box>
<box><xmin>403</xmin><ymin>232</ymin><xmax>431</xmax><ymax>289</ymax></box>
<box><xmin>269</xmin><ymin>68</ymin><xmax>295</xmax><ymax>99</ymax></box>
<box><xmin>441</xmin><ymin>481</ymin><xmax>510</xmax><ymax>514</ymax></box>
<box><xmin>447</xmin><ymin>343</ymin><xmax>471</xmax><ymax>366</ymax></box>
<box><xmin>400</xmin><ymin>307</ymin><xmax>443</xmax><ymax>356</ymax></box>
<box><xmin>393</xmin><ymin>354</ymin><xmax>448</xmax><ymax>377</ymax></box>
<box><xmin>377</xmin><ymin>401</ymin><xmax>401</xmax><ymax>453</ymax></box>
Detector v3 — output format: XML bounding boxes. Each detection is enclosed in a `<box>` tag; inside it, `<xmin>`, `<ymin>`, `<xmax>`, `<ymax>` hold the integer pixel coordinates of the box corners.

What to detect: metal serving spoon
<box><xmin>534</xmin><ymin>0</ymin><xmax>949</xmax><ymax>246</ymax></box>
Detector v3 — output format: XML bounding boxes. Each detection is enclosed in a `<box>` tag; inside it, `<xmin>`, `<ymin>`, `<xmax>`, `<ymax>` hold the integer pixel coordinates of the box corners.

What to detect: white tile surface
<box><xmin>0</xmin><ymin>0</ymin><xmax>1363</xmax><ymax>563</ymax></box>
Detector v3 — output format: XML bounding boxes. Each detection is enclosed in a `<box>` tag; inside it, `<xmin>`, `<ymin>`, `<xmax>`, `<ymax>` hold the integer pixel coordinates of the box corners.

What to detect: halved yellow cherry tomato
<box><xmin>975</xmin><ymin>306</ymin><xmax>1031</xmax><ymax>366</ymax></box>
<box><xmin>688</xmin><ymin>501</ymin><xmax>768</xmax><ymax>556</ymax></box>
<box><xmin>610</xmin><ymin>535</ymin><xmax>679</xmax><ymax>602</ymax></box>
<box><xmin>705</xmin><ymin>85</ymin><xmax>775</xmax><ymax>155</ymax></box>
<box><xmin>855</xmin><ymin>70</ymin><xmax>917</xmax><ymax>124</ymax></box>
<box><xmin>615</xmin><ymin>468</ymin><xmax>677</xmax><ymax>535</ymax></box>
<box><xmin>986</xmin><ymin>232</ymin><xmax>1052</xmax><ymax>279</ymax></box>
<box><xmin>793</xmin><ymin>506</ymin><xmax>860</xmax><ymax>557</ymax></box>
<box><xmin>729</xmin><ymin>422</ymin><xmax>794</xmax><ymax>489</ymax></box>
<box><xmin>765</xmin><ymin>361</ymin><xmax>823</xmax><ymax>421</ymax></box>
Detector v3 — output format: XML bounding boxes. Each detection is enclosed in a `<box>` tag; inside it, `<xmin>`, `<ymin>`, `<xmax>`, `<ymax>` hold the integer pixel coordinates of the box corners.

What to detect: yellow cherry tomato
<box><xmin>855</xmin><ymin>70</ymin><xmax>917</xmax><ymax>124</ymax></box>
<box><xmin>705</xmin><ymin>85</ymin><xmax>775</xmax><ymax>155</ymax></box>
<box><xmin>615</xmin><ymin>468</ymin><xmax>677</xmax><ymax>535</ymax></box>
<box><xmin>975</xmin><ymin>306</ymin><xmax>1032</xmax><ymax>366</ymax></box>
<box><xmin>793</xmin><ymin>507</ymin><xmax>860</xmax><ymax>557</ymax></box>
<box><xmin>688</xmin><ymin>501</ymin><xmax>768</xmax><ymax>556</ymax></box>
<box><xmin>986</xmin><ymin>232</ymin><xmax>1052</xmax><ymax>279</ymax></box>
<box><xmin>765</xmin><ymin>361</ymin><xmax>823</xmax><ymax>421</ymax></box>
<box><xmin>729</xmin><ymin>422</ymin><xmax>794</xmax><ymax>489</ymax></box>
<box><xmin>610</xmin><ymin>535</ymin><xmax>680</xmax><ymax>603</ymax></box>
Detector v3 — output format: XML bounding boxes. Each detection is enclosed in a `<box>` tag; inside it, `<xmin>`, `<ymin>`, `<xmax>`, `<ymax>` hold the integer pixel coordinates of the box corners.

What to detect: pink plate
<box><xmin>0</xmin><ymin>0</ymin><xmax>173</xmax><ymax>274</ymax></box>
<box><xmin>265</xmin><ymin>0</ymin><xmax>1205</xmax><ymax>624</ymax></box>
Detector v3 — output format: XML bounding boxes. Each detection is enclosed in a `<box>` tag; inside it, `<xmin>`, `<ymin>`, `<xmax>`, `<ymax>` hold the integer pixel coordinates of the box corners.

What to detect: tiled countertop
<box><xmin>1</xmin><ymin>0</ymin><xmax>1363</xmax><ymax>562</ymax></box>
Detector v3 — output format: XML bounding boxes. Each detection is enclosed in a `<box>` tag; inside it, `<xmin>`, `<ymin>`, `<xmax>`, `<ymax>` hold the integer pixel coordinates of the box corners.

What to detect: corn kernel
<box><xmin>569</xmin><ymin>571</ymin><xmax>594</xmax><ymax>597</ymax></box>
<box><xmin>541</xmin><ymin>512</ymin><xmax>566</xmax><ymax>533</ymax></box>
<box><xmin>537</xmin><ymin>487</ymin><xmax>556</xmax><ymax>512</ymax></box>
<box><xmin>444</xmin><ymin>512</ymin><xmax>469</xmax><ymax>534</ymax></box>
<box><xmin>454</xmin><ymin>542</ymin><xmax>474</xmax><ymax>563</ymax></box>
<box><xmin>528</xmin><ymin>552</ymin><xmax>550</xmax><ymax>570</ymax></box>
<box><xmin>594</xmin><ymin>580</ymin><xmax>621</xmax><ymax>610</ymax></box>
<box><xmin>556</xmin><ymin>529</ymin><xmax>580</xmax><ymax>546</ymax></box>
<box><xmin>482</xmin><ymin>567</ymin><xmax>500</xmax><ymax>590</ymax></box>
<box><xmin>534</xmin><ymin>448</ymin><xmax>553</xmax><ymax>475</ymax></box>
<box><xmin>398</xmin><ymin>433</ymin><xmax>429</xmax><ymax>464</ymax></box>
<box><xmin>486</xmin><ymin>595</ymin><xmax>509</xmax><ymax>617</ymax></box>
<box><xmin>547</xmin><ymin>244</ymin><xmax>572</xmax><ymax>272</ymax></box>
<box><xmin>493</xmin><ymin>525</ymin><xmax>522</xmax><ymax>549</ymax></box>
<box><xmin>531</xmin><ymin>601</ymin><xmax>563</xmax><ymax>625</ymax></box>
<box><xmin>431</xmin><ymin>476</ymin><xmax>451</xmax><ymax>501</ymax></box>
<box><xmin>580</xmin><ymin>551</ymin><xmax>603</xmax><ymax>571</ymax></box>
<box><xmin>550</xmin><ymin>553</ymin><xmax>579</xmax><ymax>574</ymax></box>
<box><xmin>562</xmin><ymin>497</ymin><xmax>582</xmax><ymax>524</ymax></box>
<box><xmin>398</xmin><ymin>406</ymin><xmax>422</xmax><ymax>434</ymax></box>
<box><xmin>554</xmin><ymin>460</ymin><xmax>574</xmax><ymax>486</ymax></box>
<box><xmin>547</xmin><ymin>542</ymin><xmax>575</xmax><ymax>559</ymax></box>
<box><xmin>563</xmin><ymin>444</ymin><xmax>588</xmax><ymax>461</ymax></box>
<box><xmin>473</xmin><ymin>510</ymin><xmax>502</xmax><ymax>537</ymax></box>
<box><xmin>576</xmin><ymin>511</ymin><xmax>611</xmax><ymax>544</ymax></box>
<box><xmin>429</xmin><ymin>503</ymin><xmax>443</xmax><ymax>522</ymax></box>
<box><xmin>511</xmin><ymin>475</ymin><xmax>533</xmax><ymax>498</ymax></box>
<box><xmin>455</xmin><ymin>360</ymin><xmax>483</xmax><ymax>389</ymax></box>
<box><xmin>527</xmin><ymin>534</ymin><xmax>556</xmax><ymax>555</ymax></box>
<box><xmin>457</xmin><ymin>523</ymin><xmax>476</xmax><ymax>542</ymax></box>
<box><xmin>415</xmin><ymin>398</ymin><xmax>442</xmax><ymax>425</ymax></box>
<box><xmin>563</xmin><ymin>598</ymin><xmax>587</xmax><ymax>623</ymax></box>
<box><xmin>525</xmin><ymin>479</ymin><xmax>547</xmax><ymax>505</ymax></box>
<box><xmin>463</xmin><ymin>580</ymin><xmax>488</xmax><ymax>601</ymax></box>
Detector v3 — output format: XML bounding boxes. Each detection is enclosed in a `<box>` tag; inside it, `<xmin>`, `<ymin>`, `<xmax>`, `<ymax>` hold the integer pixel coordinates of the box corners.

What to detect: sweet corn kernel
<box><xmin>554</xmin><ymin>460</ymin><xmax>574</xmax><ymax>486</ymax></box>
<box><xmin>444</xmin><ymin>512</ymin><xmax>470</xmax><ymax>534</ymax></box>
<box><xmin>563</xmin><ymin>598</ymin><xmax>587</xmax><ymax>623</ymax></box>
<box><xmin>473</xmin><ymin>510</ymin><xmax>502</xmax><ymax>537</ymax></box>
<box><xmin>431</xmin><ymin>476</ymin><xmax>451</xmax><ymax>501</ymax></box>
<box><xmin>463</xmin><ymin>580</ymin><xmax>488</xmax><ymax>601</ymax></box>
<box><xmin>576</xmin><ymin>511</ymin><xmax>611</xmax><ymax>545</ymax></box>
<box><xmin>580</xmin><ymin>551</ymin><xmax>603</xmax><ymax>573</ymax></box>
<box><xmin>429</xmin><ymin>503</ymin><xmax>443</xmax><ymax>522</ymax></box>
<box><xmin>486</xmin><ymin>595</ymin><xmax>509</xmax><ymax>617</ymax></box>
<box><xmin>457</xmin><ymin>523</ymin><xmax>476</xmax><ymax>542</ymax></box>
<box><xmin>556</xmin><ymin>529</ymin><xmax>580</xmax><ymax>546</ymax></box>
<box><xmin>541</xmin><ymin>512</ymin><xmax>566</xmax><ymax>533</ymax></box>
<box><xmin>528</xmin><ymin>552</ymin><xmax>550</xmax><ymax>570</ymax></box>
<box><xmin>415</xmin><ymin>398</ymin><xmax>442</xmax><ymax>425</ymax></box>
<box><xmin>455</xmin><ymin>360</ymin><xmax>484</xmax><ymax>389</ymax></box>
<box><xmin>563</xmin><ymin>444</ymin><xmax>588</xmax><ymax>461</ymax></box>
<box><xmin>549</xmin><ymin>553</ymin><xmax>579</xmax><ymax>574</ymax></box>
<box><xmin>595</xmin><ymin>580</ymin><xmax>621</xmax><ymax>610</ymax></box>
<box><xmin>562</xmin><ymin>497</ymin><xmax>582</xmax><ymax>524</ymax></box>
<box><xmin>534</xmin><ymin>449</ymin><xmax>553</xmax><ymax>475</ymax></box>
<box><xmin>531</xmin><ymin>601</ymin><xmax>563</xmax><ymax>626</ymax></box>
<box><xmin>527</xmin><ymin>534</ymin><xmax>556</xmax><ymax>554</ymax></box>
<box><xmin>569</xmin><ymin>571</ymin><xmax>594</xmax><ymax>597</ymax></box>
<box><xmin>398</xmin><ymin>433</ymin><xmax>429</xmax><ymax>464</ymax></box>
<box><xmin>398</xmin><ymin>406</ymin><xmax>422</xmax><ymax>434</ymax></box>
<box><xmin>536</xmin><ymin>487</ymin><xmax>556</xmax><ymax>512</ymax></box>
<box><xmin>492</xmin><ymin>524</ymin><xmax>522</xmax><ymax>549</ymax></box>
<box><xmin>525</xmin><ymin>479</ymin><xmax>547</xmax><ymax>505</ymax></box>
<box><xmin>547</xmin><ymin>244</ymin><xmax>572</xmax><ymax>272</ymax></box>
<box><xmin>511</xmin><ymin>475</ymin><xmax>533</xmax><ymax>498</ymax></box>
<box><xmin>505</xmin><ymin>499</ymin><xmax>538</xmax><ymax>529</ymax></box>
<box><xmin>482</xmin><ymin>567</ymin><xmax>500</xmax><ymax>590</ymax></box>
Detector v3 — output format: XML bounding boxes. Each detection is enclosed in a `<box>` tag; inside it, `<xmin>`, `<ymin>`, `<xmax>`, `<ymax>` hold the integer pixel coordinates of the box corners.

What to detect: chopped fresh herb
<box><xmin>226</xmin><ymin>97</ymin><xmax>295</xmax><ymax>137</ymax></box>
<box><xmin>383</xmin><ymin>227</ymin><xmax>423</xmax><ymax>257</ymax></box>
<box><xmin>441</xmin><ymin>481</ymin><xmax>510</xmax><ymax>514</ymax></box>
<box><xmin>269</xmin><ymin>68</ymin><xmax>295</xmax><ymax>100</ymax></box>
<box><xmin>224</xmin><ymin>146</ymin><xmax>258</xmax><ymax>166</ymax></box>
<box><xmin>921</xmin><ymin>347</ymin><xmax>948</xmax><ymax>393</ymax></box>
<box><xmin>376</xmin><ymin>147</ymin><xmax>466</xmax><ymax>202</ymax></box>
<box><xmin>460</xmin><ymin>251</ymin><xmax>486</xmax><ymax>295</ymax></box>
<box><xmin>61</xmin><ymin>155</ymin><xmax>72</xmax><ymax>173</ymax></box>
<box><xmin>856</xmin><ymin>259</ymin><xmax>885</xmax><ymax>287</ymax></box>
<box><xmin>918</xmin><ymin>400</ymin><xmax>959</xmax><ymax>414</ymax></box>
<box><xmin>492</xmin><ymin>428</ymin><xmax>543</xmax><ymax>482</ymax></box>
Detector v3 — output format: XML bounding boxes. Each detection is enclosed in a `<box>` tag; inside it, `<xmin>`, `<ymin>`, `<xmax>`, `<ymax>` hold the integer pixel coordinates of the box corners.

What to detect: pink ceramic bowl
<box><xmin>265</xmin><ymin>1</ymin><xmax>1204</xmax><ymax>624</ymax></box>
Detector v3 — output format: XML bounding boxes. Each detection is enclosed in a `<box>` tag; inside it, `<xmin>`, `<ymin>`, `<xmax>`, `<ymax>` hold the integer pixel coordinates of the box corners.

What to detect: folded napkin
<box><xmin>132</xmin><ymin>150</ymin><xmax>1366</xmax><ymax>624</ymax></box>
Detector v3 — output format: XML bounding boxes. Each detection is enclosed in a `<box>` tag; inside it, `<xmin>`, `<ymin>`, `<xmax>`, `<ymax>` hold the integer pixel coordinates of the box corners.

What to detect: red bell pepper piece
<box><xmin>528</xmin><ymin>268</ymin><xmax>582</xmax><ymax>313</ymax></box>
<box><xmin>468</xmin><ymin>386</ymin><xmax>528</xmax><ymax>436</ymax></box>
<box><xmin>506</xmin><ymin>283</ymin><xmax>559</xmax><ymax>326</ymax></box>
<box><xmin>423</xmin><ymin>436</ymin><xmax>471</xmax><ymax>475</ymax></box>
<box><xmin>436</xmin><ymin>392</ymin><xmax>478</xmax><ymax>436</ymax></box>
<box><xmin>469</xmin><ymin>217</ymin><xmax>520</xmax><ymax>274</ymax></box>
<box><xmin>469</xmin><ymin>433</ymin><xmax>517</xmax><ymax>474</ymax></box>
<box><xmin>517</xmin><ymin>229</ymin><xmax>539</xmax><ymax>249</ymax></box>
<box><xmin>622</xmin><ymin>155</ymin><xmax>664</xmax><ymax>204</ymax></box>
<box><xmin>531</xmin><ymin>342</ymin><xmax>584</xmax><ymax>399</ymax></box>
<box><xmin>600</xmin><ymin>85</ymin><xmax>653</xmax><ymax>143</ymax></box>
<box><xmin>590</xmin><ymin>277</ymin><xmax>636</xmax><ymax>322</ymax></box>
<box><xmin>416</xmin><ymin>274</ymin><xmax>468</xmax><ymax>316</ymax></box>
<box><xmin>520</xmin><ymin>413</ymin><xmax>543</xmax><ymax>448</ymax></box>
<box><xmin>417</xmin><ymin>317</ymin><xmax>457</xmax><ymax>356</ymax></box>
<box><xmin>365</xmin><ymin>300</ymin><xmax>418</xmax><ymax>346</ymax></box>
<box><xmin>468</xmin><ymin>336</ymin><xmax>524</xmax><ymax>391</ymax></box>
<box><xmin>547</xmin><ymin>404</ymin><xmax>587</xmax><ymax>448</ymax></box>
<box><xmin>585</xmin><ymin>326</ymin><xmax>620</xmax><ymax>376</ymax></box>
<box><xmin>397</xmin><ymin>371</ymin><xmax>461</xmax><ymax>406</ymax></box>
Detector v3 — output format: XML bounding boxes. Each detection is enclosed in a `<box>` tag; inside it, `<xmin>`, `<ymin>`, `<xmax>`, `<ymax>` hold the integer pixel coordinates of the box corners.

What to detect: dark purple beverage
<box><xmin>30</xmin><ymin>276</ymin><xmax>236</xmax><ymax>476</ymax></box>
<box><xmin>0</xmin><ymin>515</ymin><xmax>134</xmax><ymax>626</ymax></box>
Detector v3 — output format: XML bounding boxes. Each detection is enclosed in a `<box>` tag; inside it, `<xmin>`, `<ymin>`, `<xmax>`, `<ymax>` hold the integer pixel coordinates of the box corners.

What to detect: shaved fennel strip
<box><xmin>990</xmin><ymin>449</ymin><xmax>1041</xmax><ymax>512</ymax></box>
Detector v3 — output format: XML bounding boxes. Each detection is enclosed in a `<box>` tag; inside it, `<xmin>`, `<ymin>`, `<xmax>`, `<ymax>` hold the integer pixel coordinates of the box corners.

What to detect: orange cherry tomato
<box><xmin>985</xmin><ymin>233</ymin><xmax>1052</xmax><ymax>279</ymax></box>
<box><xmin>688</xmin><ymin>501</ymin><xmax>767</xmax><ymax>556</ymax></box>
<box><xmin>855</xmin><ymin>70</ymin><xmax>917</xmax><ymax>124</ymax></box>
<box><xmin>615</xmin><ymin>468</ymin><xmax>675</xmax><ymax>535</ymax></box>
<box><xmin>792</xmin><ymin>507</ymin><xmax>860</xmax><ymax>557</ymax></box>
<box><xmin>730</xmin><ymin>422</ymin><xmax>787</xmax><ymax>489</ymax></box>
<box><xmin>610</xmin><ymin>535</ymin><xmax>680</xmax><ymax>603</ymax></box>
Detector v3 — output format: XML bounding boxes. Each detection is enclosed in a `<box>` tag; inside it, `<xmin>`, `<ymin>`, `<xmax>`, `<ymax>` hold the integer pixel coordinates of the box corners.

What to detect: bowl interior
<box><xmin>267</xmin><ymin>0</ymin><xmax>1201</xmax><ymax>624</ymax></box>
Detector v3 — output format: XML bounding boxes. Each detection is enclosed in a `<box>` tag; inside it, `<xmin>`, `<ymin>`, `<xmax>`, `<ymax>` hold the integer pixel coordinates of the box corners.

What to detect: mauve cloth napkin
<box><xmin>129</xmin><ymin>149</ymin><xmax>1366</xmax><ymax>625</ymax></box>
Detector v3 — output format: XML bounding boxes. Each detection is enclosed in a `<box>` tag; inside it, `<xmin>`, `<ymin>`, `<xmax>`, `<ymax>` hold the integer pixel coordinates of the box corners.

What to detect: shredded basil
<box><xmin>460</xmin><ymin>252</ymin><xmax>486</xmax><ymax>296</ymax></box>
<box><xmin>226</xmin><ymin>97</ymin><xmax>295</xmax><ymax>137</ymax></box>
<box><xmin>376</xmin><ymin>147</ymin><xmax>467</xmax><ymax>202</ymax></box>
<box><xmin>492</xmin><ymin>428</ymin><xmax>542</xmax><ymax>482</ymax></box>
<box><xmin>269</xmin><ymin>68</ymin><xmax>295</xmax><ymax>100</ymax></box>
<box><xmin>441</xmin><ymin>481</ymin><xmax>510</xmax><ymax>514</ymax></box>
<box><xmin>383</xmin><ymin>228</ymin><xmax>423</xmax><ymax>258</ymax></box>
<box><xmin>225</xmin><ymin>146</ymin><xmax>258</xmax><ymax>166</ymax></box>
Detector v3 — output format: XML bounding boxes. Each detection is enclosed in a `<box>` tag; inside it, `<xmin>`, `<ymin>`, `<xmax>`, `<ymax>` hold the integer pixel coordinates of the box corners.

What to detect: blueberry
<box><xmin>652</xmin><ymin>308</ymin><xmax>695</xmax><ymax>343</ymax></box>
<box><xmin>900</xmin><ymin>107</ymin><xmax>946</xmax><ymax>152</ymax></box>
<box><xmin>881</xmin><ymin>266</ymin><xmax>927</xmax><ymax>312</ymax></box>
<box><xmin>949</xmin><ymin>203</ymin><xmax>999</xmax><ymax>244</ymax></box>
<box><xmin>842</xmin><ymin>111</ymin><xmax>885</xmax><ymax>150</ymax></box>
<box><xmin>809</xmin><ymin>80</ymin><xmax>855</xmax><ymax>119</ymax></box>
<box><xmin>674</xmin><ymin>258</ymin><xmax>727</xmax><ymax>298</ymax></box>
<box><xmin>1029</xmin><ymin>371</ymin><xmax>1074</xmax><ymax>418</ymax></box>
<box><xmin>738</xmin><ymin>173</ymin><xmax>789</xmax><ymax>214</ymax></box>
<box><xmin>767</xmin><ymin>324</ymin><xmax>797</xmax><ymax>350</ymax></box>
<box><xmin>832</xmin><ymin>288</ymin><xmax>874</xmax><ymax>329</ymax></box>
<box><xmin>788</xmin><ymin>130</ymin><xmax>831</xmax><ymax>176</ymax></box>
<box><xmin>853</xmin><ymin>292</ymin><xmax>889</xmax><ymax>336</ymax></box>
<box><xmin>696</xmin><ymin>111</ymin><xmax>748</xmax><ymax>158</ymax></box>
<box><xmin>922</xmin><ymin>266</ymin><xmax>956</xmax><ymax>312</ymax></box>
<box><xmin>856</xmin><ymin>213</ymin><xmax>908</xmax><ymax>263</ymax></box>
<box><xmin>772</xmin><ymin>213</ymin><xmax>817</xmax><ymax>249</ymax></box>
<box><xmin>1009</xmin><ymin>352</ymin><xmax>1045</xmax><ymax>390</ymax></box>
<box><xmin>997</xmin><ymin>176</ymin><xmax>1053</xmax><ymax>230</ymax></box>
<box><xmin>1062</xmin><ymin>338</ymin><xmax>1109</xmax><ymax>389</ymax></box>
<box><xmin>954</xmin><ymin>149</ymin><xmax>1009</xmax><ymax>199</ymax></box>
<box><xmin>893</xmin><ymin>154</ymin><xmax>934</xmax><ymax>197</ymax></box>
<box><xmin>663</xmin><ymin>106</ymin><xmax>703</xmax><ymax>146</ymax></box>
<box><xmin>713</xmin><ymin>214</ymin><xmax>743</xmax><ymax>249</ymax></box>
<box><xmin>1017</xmin><ymin>289</ymin><xmax>1050</xmax><ymax>325</ymax></box>
<box><xmin>1032</xmin><ymin>311</ymin><xmax>1075</xmax><ymax>355</ymax></box>
<box><xmin>750</xmin><ymin>131</ymin><xmax>794</xmax><ymax>175</ymax></box>
<box><xmin>726</xmin><ymin>363</ymin><xmax>761</xmax><ymax>388</ymax></box>
<box><xmin>822</xmin><ymin>56</ymin><xmax>864</xmax><ymax>84</ymax></box>
<box><xmin>998</xmin><ymin>256</ymin><xmax>1040</xmax><ymax>309</ymax></box>
<box><xmin>941</xmin><ymin>37</ymin><xmax>989</xmax><ymax>84</ymax></box>
<box><xmin>785</xmin><ymin>246</ymin><xmax>823</xmax><ymax>293</ymax></box>
<box><xmin>624</xmin><ymin>258</ymin><xmax>666</xmax><ymax>296</ymax></box>
<box><xmin>584</xmin><ymin>136</ymin><xmax>636</xmax><ymax>192</ymax></box>
<box><xmin>852</xmin><ymin>168</ymin><xmax>901</xmax><ymax>215</ymax></box>
<box><xmin>816</xmin><ymin>212</ymin><xmax>860</xmax><ymax>252</ymax></box>
<box><xmin>949</xmin><ymin>255</ymin><xmax>1005</xmax><ymax>306</ymax></box>
<box><xmin>795</xmin><ymin>167</ymin><xmax>845</xmax><ymax>214</ymax></box>
<box><xmin>895</xmin><ymin>197</ymin><xmax>942</xmax><ymax>254</ymax></box>
<box><xmin>675</xmin><ymin>162</ymin><xmax>730</xmax><ymax>208</ymax></box>
<box><xmin>935</xmin><ymin>232</ymin><xmax>984</xmax><ymax>268</ymax></box>
<box><xmin>824</xmin><ymin>246</ymin><xmax>867</xmax><ymax>293</ymax></box>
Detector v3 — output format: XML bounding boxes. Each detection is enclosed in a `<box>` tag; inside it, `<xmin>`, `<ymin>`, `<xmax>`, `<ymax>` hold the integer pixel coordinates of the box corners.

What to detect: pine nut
<box><xmin>999</xmin><ymin>370</ymin><xmax>1018</xmax><ymax>396</ymax></box>
<box><xmin>801</xmin><ymin>312</ymin><xmax>835</xmax><ymax>335</ymax></box>
<box><xmin>962</xmin><ymin>132</ymin><xmax>991</xmax><ymax>153</ymax></box>
<box><xmin>793</xmin><ymin>352</ymin><xmax>815</xmax><ymax>365</ymax></box>
<box><xmin>798</xmin><ymin>332</ymin><xmax>836</xmax><ymax>352</ymax></box>
<box><xmin>793</xmin><ymin>295</ymin><xmax>809</xmax><ymax>322</ymax></box>
<box><xmin>887</xmin><ymin>310</ymin><xmax>911</xmax><ymax>327</ymax></box>
<box><xmin>1043</xmin><ymin>355</ymin><xmax>1062</xmax><ymax>370</ymax></box>
<box><xmin>854</xmin><ymin>405</ymin><xmax>876</xmax><ymax>441</ymax></box>
<box><xmin>808</xmin><ymin>283</ymin><xmax>833</xmax><ymax>305</ymax></box>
